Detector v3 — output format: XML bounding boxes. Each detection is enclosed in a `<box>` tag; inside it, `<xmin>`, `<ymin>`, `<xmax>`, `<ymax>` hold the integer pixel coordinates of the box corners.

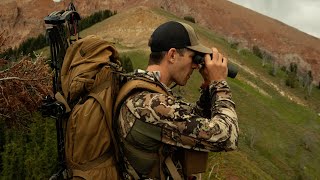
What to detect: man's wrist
<box><xmin>209</xmin><ymin>80</ymin><xmax>227</xmax><ymax>88</ymax></box>
<box><xmin>208</xmin><ymin>80</ymin><xmax>230</xmax><ymax>95</ymax></box>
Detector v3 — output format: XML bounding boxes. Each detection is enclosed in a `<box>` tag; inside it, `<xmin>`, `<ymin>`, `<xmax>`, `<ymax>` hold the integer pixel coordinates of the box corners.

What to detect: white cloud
<box><xmin>228</xmin><ymin>0</ymin><xmax>320</xmax><ymax>38</ymax></box>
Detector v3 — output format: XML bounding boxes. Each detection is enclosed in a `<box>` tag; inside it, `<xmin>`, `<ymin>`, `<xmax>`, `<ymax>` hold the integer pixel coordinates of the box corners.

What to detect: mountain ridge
<box><xmin>0</xmin><ymin>0</ymin><xmax>319</xmax><ymax>83</ymax></box>
<box><xmin>78</xmin><ymin>5</ymin><xmax>319</xmax><ymax>111</ymax></box>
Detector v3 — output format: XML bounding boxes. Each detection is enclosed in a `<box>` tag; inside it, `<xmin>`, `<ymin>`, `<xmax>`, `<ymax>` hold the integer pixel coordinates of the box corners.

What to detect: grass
<box><xmin>121</xmin><ymin>47</ymin><xmax>320</xmax><ymax>179</ymax></box>
<box><xmin>34</xmin><ymin>7</ymin><xmax>320</xmax><ymax>179</ymax></box>
<box><xmin>119</xmin><ymin>50</ymin><xmax>149</xmax><ymax>70</ymax></box>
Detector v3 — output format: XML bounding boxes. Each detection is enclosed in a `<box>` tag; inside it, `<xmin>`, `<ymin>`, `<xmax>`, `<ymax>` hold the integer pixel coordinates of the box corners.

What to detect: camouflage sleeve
<box><xmin>194</xmin><ymin>87</ymin><xmax>211</xmax><ymax>118</ymax></box>
<box><xmin>124</xmin><ymin>80</ymin><xmax>238</xmax><ymax>152</ymax></box>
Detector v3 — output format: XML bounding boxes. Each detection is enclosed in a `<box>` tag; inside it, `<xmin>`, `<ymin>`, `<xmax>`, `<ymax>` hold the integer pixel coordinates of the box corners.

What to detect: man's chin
<box><xmin>173</xmin><ymin>78</ymin><xmax>188</xmax><ymax>86</ymax></box>
<box><xmin>177</xmin><ymin>81</ymin><xmax>187</xmax><ymax>86</ymax></box>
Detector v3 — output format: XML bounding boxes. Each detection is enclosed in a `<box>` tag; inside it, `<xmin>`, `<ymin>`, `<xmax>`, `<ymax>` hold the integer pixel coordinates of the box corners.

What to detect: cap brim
<box><xmin>187</xmin><ymin>44</ymin><xmax>212</xmax><ymax>54</ymax></box>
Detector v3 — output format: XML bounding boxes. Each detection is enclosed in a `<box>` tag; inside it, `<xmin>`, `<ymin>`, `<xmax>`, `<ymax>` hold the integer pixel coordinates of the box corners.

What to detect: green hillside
<box><xmin>117</xmin><ymin>9</ymin><xmax>320</xmax><ymax>179</ymax></box>
<box><xmin>3</xmin><ymin>7</ymin><xmax>320</xmax><ymax>179</ymax></box>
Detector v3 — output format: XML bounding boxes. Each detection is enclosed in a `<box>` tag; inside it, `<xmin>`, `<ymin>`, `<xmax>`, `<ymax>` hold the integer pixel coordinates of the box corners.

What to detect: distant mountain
<box><xmin>0</xmin><ymin>0</ymin><xmax>319</xmax><ymax>83</ymax></box>
<box><xmin>1</xmin><ymin>3</ymin><xmax>320</xmax><ymax>179</ymax></box>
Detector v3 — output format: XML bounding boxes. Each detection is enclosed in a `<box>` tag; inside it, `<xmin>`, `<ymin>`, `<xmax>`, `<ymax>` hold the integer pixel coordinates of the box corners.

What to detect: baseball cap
<box><xmin>149</xmin><ymin>21</ymin><xmax>212</xmax><ymax>54</ymax></box>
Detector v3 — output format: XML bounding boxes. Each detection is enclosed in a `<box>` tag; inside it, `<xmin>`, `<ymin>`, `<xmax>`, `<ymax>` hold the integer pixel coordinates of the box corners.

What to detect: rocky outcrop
<box><xmin>0</xmin><ymin>1</ymin><xmax>19</xmax><ymax>51</ymax></box>
<box><xmin>0</xmin><ymin>0</ymin><xmax>109</xmax><ymax>52</ymax></box>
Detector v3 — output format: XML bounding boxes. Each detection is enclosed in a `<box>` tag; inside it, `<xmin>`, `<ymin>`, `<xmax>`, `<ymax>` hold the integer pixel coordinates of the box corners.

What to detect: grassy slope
<box><xmin>39</xmin><ymin>7</ymin><xmax>320</xmax><ymax>179</ymax></box>
<box><xmin>118</xmin><ymin>9</ymin><xmax>320</xmax><ymax>179</ymax></box>
<box><xmin>122</xmin><ymin>48</ymin><xmax>320</xmax><ymax>179</ymax></box>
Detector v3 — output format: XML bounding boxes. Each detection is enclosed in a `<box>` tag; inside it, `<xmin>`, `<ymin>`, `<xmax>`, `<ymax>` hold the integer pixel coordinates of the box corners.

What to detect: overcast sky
<box><xmin>228</xmin><ymin>0</ymin><xmax>320</xmax><ymax>38</ymax></box>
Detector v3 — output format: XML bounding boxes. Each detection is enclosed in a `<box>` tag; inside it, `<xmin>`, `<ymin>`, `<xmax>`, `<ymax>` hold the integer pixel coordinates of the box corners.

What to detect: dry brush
<box><xmin>0</xmin><ymin>56</ymin><xmax>52</xmax><ymax>128</ymax></box>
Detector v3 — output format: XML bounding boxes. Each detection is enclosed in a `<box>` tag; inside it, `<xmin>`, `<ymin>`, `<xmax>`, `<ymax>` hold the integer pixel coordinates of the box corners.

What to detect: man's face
<box><xmin>171</xmin><ymin>49</ymin><xmax>198</xmax><ymax>86</ymax></box>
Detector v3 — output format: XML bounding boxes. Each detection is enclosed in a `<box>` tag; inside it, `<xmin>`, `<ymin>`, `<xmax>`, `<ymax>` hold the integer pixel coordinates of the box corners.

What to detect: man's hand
<box><xmin>199</xmin><ymin>48</ymin><xmax>228</xmax><ymax>88</ymax></box>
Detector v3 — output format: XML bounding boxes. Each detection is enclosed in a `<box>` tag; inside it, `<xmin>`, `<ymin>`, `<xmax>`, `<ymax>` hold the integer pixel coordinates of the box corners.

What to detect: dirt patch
<box><xmin>231</xmin><ymin>59</ymin><xmax>306</xmax><ymax>106</ymax></box>
<box><xmin>238</xmin><ymin>76</ymin><xmax>272</xmax><ymax>98</ymax></box>
<box><xmin>87</xmin><ymin>6</ymin><xmax>167</xmax><ymax>49</ymax></box>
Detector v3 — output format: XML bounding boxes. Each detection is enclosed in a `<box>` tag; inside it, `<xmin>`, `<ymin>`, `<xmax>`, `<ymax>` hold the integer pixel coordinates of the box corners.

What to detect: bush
<box><xmin>184</xmin><ymin>16</ymin><xmax>196</xmax><ymax>23</ymax></box>
<box><xmin>239</xmin><ymin>48</ymin><xmax>251</xmax><ymax>56</ymax></box>
<box><xmin>280</xmin><ymin>66</ymin><xmax>287</xmax><ymax>72</ymax></box>
<box><xmin>0</xmin><ymin>120</ymin><xmax>5</xmax><ymax>173</ymax></box>
<box><xmin>285</xmin><ymin>63</ymin><xmax>299</xmax><ymax>88</ymax></box>
<box><xmin>269</xmin><ymin>65</ymin><xmax>277</xmax><ymax>77</ymax></box>
<box><xmin>1</xmin><ymin>114</ymin><xmax>58</xmax><ymax>179</ymax></box>
<box><xmin>285</xmin><ymin>74</ymin><xmax>298</xmax><ymax>88</ymax></box>
<box><xmin>289</xmin><ymin>63</ymin><xmax>298</xmax><ymax>73</ymax></box>
<box><xmin>252</xmin><ymin>45</ymin><xmax>263</xmax><ymax>59</ymax></box>
<box><xmin>120</xmin><ymin>55</ymin><xmax>134</xmax><ymax>72</ymax></box>
<box><xmin>230</xmin><ymin>41</ymin><xmax>239</xmax><ymax>49</ymax></box>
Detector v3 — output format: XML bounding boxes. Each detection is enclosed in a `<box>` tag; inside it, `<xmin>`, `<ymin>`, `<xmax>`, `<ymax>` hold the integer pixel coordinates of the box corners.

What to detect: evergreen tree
<box><xmin>285</xmin><ymin>63</ymin><xmax>299</xmax><ymax>88</ymax></box>
<box><xmin>1</xmin><ymin>114</ymin><xmax>57</xmax><ymax>179</ymax></box>
<box><xmin>252</xmin><ymin>45</ymin><xmax>263</xmax><ymax>59</ymax></box>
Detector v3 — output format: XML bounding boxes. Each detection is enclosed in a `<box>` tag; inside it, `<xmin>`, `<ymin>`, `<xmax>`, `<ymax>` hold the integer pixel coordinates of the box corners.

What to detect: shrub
<box><xmin>280</xmin><ymin>66</ymin><xmax>287</xmax><ymax>72</ymax></box>
<box><xmin>1</xmin><ymin>128</ymin><xmax>27</xmax><ymax>179</ymax></box>
<box><xmin>269</xmin><ymin>64</ymin><xmax>277</xmax><ymax>77</ymax></box>
<box><xmin>230</xmin><ymin>41</ymin><xmax>239</xmax><ymax>49</ymax></box>
<box><xmin>285</xmin><ymin>74</ymin><xmax>298</xmax><ymax>88</ymax></box>
<box><xmin>0</xmin><ymin>114</ymin><xmax>58</xmax><ymax>179</ymax></box>
<box><xmin>302</xmin><ymin>71</ymin><xmax>313</xmax><ymax>88</ymax></box>
<box><xmin>252</xmin><ymin>45</ymin><xmax>263</xmax><ymax>59</ymax></box>
<box><xmin>239</xmin><ymin>48</ymin><xmax>251</xmax><ymax>56</ymax></box>
<box><xmin>0</xmin><ymin>57</ymin><xmax>52</xmax><ymax>127</ymax></box>
<box><xmin>285</xmin><ymin>63</ymin><xmax>299</xmax><ymax>88</ymax></box>
<box><xmin>184</xmin><ymin>16</ymin><xmax>196</xmax><ymax>23</ymax></box>
<box><xmin>0</xmin><ymin>120</ymin><xmax>5</xmax><ymax>173</ymax></box>
<box><xmin>289</xmin><ymin>63</ymin><xmax>298</xmax><ymax>73</ymax></box>
<box><xmin>120</xmin><ymin>55</ymin><xmax>134</xmax><ymax>72</ymax></box>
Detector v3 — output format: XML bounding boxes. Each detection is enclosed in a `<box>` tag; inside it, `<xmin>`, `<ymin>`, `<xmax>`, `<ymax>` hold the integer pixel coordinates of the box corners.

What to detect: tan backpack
<box><xmin>56</xmin><ymin>34</ymin><xmax>208</xmax><ymax>180</ymax></box>
<box><xmin>57</xmin><ymin>35</ymin><xmax>121</xmax><ymax>179</ymax></box>
<box><xmin>56</xmin><ymin>35</ymin><xmax>170</xmax><ymax>180</ymax></box>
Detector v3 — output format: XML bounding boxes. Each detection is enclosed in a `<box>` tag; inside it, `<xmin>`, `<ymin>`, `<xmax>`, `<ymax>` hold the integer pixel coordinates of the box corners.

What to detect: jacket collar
<box><xmin>133</xmin><ymin>69</ymin><xmax>172</xmax><ymax>93</ymax></box>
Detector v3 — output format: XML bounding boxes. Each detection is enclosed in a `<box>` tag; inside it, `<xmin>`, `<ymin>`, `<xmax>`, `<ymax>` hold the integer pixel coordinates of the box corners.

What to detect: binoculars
<box><xmin>193</xmin><ymin>54</ymin><xmax>238</xmax><ymax>78</ymax></box>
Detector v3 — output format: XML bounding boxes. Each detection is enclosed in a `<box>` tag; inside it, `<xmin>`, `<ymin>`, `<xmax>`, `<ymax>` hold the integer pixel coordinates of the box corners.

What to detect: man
<box><xmin>117</xmin><ymin>21</ymin><xmax>238</xmax><ymax>179</ymax></box>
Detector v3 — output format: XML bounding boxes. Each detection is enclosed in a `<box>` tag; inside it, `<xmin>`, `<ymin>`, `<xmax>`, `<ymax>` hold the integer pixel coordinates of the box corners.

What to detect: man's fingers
<box><xmin>205</xmin><ymin>48</ymin><xmax>228</xmax><ymax>66</ymax></box>
<box><xmin>212</xmin><ymin>48</ymin><xmax>218</xmax><ymax>53</ymax></box>
<box><xmin>218</xmin><ymin>53</ymin><xmax>224</xmax><ymax>63</ymax></box>
<box><xmin>211</xmin><ymin>48</ymin><xmax>218</xmax><ymax>62</ymax></box>
<box><xmin>222</xmin><ymin>57</ymin><xmax>228</xmax><ymax>65</ymax></box>
<box><xmin>204</xmin><ymin>54</ymin><xmax>211</xmax><ymax>64</ymax></box>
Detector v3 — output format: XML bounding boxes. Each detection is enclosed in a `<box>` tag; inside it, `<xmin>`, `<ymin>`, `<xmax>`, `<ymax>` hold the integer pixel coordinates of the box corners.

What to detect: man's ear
<box><xmin>167</xmin><ymin>48</ymin><xmax>176</xmax><ymax>63</ymax></box>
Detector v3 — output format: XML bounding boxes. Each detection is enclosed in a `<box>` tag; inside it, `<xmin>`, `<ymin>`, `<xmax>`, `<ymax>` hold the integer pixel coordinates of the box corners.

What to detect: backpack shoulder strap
<box><xmin>114</xmin><ymin>78</ymin><xmax>169</xmax><ymax>113</ymax></box>
<box><xmin>114</xmin><ymin>78</ymin><xmax>185</xmax><ymax>179</ymax></box>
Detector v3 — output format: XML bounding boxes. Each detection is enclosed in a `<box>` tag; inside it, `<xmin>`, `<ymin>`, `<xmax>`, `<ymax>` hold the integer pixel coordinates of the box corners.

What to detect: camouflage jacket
<box><xmin>118</xmin><ymin>69</ymin><xmax>238</xmax><ymax>177</ymax></box>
